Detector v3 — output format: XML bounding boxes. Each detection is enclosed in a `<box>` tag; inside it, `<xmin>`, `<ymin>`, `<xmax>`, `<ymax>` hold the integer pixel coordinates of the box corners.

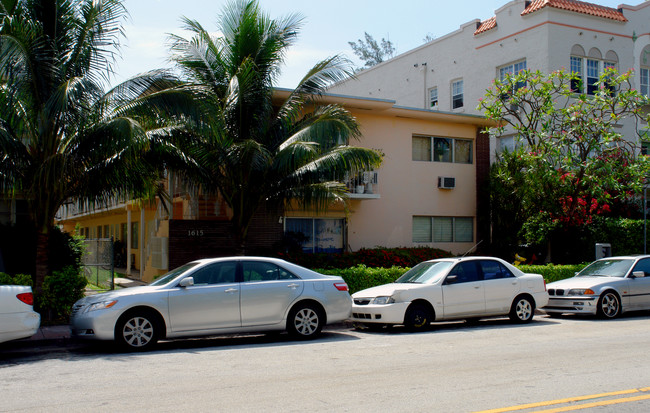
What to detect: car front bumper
<box><xmin>543</xmin><ymin>296</ymin><xmax>599</xmax><ymax>315</ymax></box>
<box><xmin>350</xmin><ymin>302</ymin><xmax>410</xmax><ymax>325</ymax></box>
<box><xmin>70</xmin><ymin>306</ymin><xmax>121</xmax><ymax>341</ymax></box>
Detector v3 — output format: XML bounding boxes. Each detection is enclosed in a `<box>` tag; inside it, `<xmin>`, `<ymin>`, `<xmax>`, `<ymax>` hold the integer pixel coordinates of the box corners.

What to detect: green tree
<box><xmin>479</xmin><ymin>69</ymin><xmax>650</xmax><ymax>261</ymax></box>
<box><xmin>348</xmin><ymin>32</ymin><xmax>395</xmax><ymax>69</ymax></box>
<box><xmin>168</xmin><ymin>0</ymin><xmax>383</xmax><ymax>253</ymax></box>
<box><xmin>0</xmin><ymin>0</ymin><xmax>193</xmax><ymax>297</ymax></box>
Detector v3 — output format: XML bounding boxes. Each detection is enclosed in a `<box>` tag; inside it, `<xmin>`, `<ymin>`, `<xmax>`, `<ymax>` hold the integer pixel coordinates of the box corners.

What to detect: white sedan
<box><xmin>351</xmin><ymin>257</ymin><xmax>548</xmax><ymax>330</ymax></box>
<box><xmin>71</xmin><ymin>257</ymin><xmax>352</xmax><ymax>350</ymax></box>
<box><xmin>0</xmin><ymin>285</ymin><xmax>41</xmax><ymax>343</ymax></box>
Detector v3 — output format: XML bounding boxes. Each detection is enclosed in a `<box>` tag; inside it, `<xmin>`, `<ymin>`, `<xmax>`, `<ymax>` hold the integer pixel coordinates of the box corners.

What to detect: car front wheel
<box><xmin>509</xmin><ymin>296</ymin><xmax>535</xmax><ymax>323</ymax></box>
<box><xmin>597</xmin><ymin>291</ymin><xmax>620</xmax><ymax>319</ymax></box>
<box><xmin>404</xmin><ymin>304</ymin><xmax>432</xmax><ymax>331</ymax></box>
<box><xmin>288</xmin><ymin>304</ymin><xmax>324</xmax><ymax>339</ymax></box>
<box><xmin>115</xmin><ymin>310</ymin><xmax>160</xmax><ymax>351</ymax></box>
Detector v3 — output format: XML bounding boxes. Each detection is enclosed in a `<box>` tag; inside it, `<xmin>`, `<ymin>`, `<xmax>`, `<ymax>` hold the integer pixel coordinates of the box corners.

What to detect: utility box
<box><xmin>595</xmin><ymin>243</ymin><xmax>612</xmax><ymax>259</ymax></box>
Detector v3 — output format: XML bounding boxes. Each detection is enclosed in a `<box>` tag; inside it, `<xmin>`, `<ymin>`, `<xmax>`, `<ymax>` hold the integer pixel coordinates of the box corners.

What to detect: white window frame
<box><xmin>570</xmin><ymin>56</ymin><xmax>616</xmax><ymax>95</ymax></box>
<box><xmin>641</xmin><ymin>67</ymin><xmax>649</xmax><ymax>97</ymax></box>
<box><xmin>429</xmin><ymin>87</ymin><xmax>438</xmax><ymax>109</ymax></box>
<box><xmin>498</xmin><ymin>59</ymin><xmax>527</xmax><ymax>91</ymax></box>
<box><xmin>413</xmin><ymin>216</ymin><xmax>474</xmax><ymax>243</ymax></box>
<box><xmin>412</xmin><ymin>135</ymin><xmax>473</xmax><ymax>164</ymax></box>
<box><xmin>451</xmin><ymin>79</ymin><xmax>463</xmax><ymax>109</ymax></box>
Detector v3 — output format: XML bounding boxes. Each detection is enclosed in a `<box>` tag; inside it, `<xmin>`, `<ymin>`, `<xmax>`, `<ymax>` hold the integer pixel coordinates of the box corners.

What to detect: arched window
<box><xmin>640</xmin><ymin>46</ymin><xmax>650</xmax><ymax>97</ymax></box>
<box><xmin>570</xmin><ymin>46</ymin><xmax>614</xmax><ymax>95</ymax></box>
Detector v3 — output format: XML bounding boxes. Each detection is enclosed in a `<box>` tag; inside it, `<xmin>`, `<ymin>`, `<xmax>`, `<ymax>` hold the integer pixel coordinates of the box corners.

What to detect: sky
<box><xmin>115</xmin><ymin>0</ymin><xmax>635</xmax><ymax>88</ymax></box>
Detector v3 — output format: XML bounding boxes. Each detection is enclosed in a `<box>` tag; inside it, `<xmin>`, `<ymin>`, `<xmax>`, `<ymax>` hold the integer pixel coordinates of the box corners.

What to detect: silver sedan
<box><xmin>544</xmin><ymin>255</ymin><xmax>650</xmax><ymax>318</ymax></box>
<box><xmin>71</xmin><ymin>257</ymin><xmax>352</xmax><ymax>350</ymax></box>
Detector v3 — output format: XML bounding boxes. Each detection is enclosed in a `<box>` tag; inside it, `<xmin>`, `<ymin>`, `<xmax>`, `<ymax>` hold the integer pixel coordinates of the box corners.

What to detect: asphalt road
<box><xmin>2</xmin><ymin>313</ymin><xmax>650</xmax><ymax>412</ymax></box>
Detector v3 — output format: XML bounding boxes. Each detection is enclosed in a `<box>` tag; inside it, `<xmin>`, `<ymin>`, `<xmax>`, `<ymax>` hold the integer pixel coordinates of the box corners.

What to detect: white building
<box><xmin>329</xmin><ymin>0</ymin><xmax>650</xmax><ymax>153</ymax></box>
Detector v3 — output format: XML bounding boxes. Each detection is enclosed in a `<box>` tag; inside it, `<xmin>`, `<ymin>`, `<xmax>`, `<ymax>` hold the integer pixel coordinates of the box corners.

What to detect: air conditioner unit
<box><xmin>438</xmin><ymin>176</ymin><xmax>456</xmax><ymax>189</ymax></box>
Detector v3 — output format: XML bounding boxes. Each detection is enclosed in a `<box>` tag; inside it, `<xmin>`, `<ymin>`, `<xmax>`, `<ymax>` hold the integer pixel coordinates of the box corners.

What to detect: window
<box><xmin>586</xmin><ymin>59</ymin><xmax>599</xmax><ymax>95</ymax></box>
<box><xmin>413</xmin><ymin>216</ymin><xmax>474</xmax><ymax>243</ymax></box>
<box><xmin>641</xmin><ymin>68</ymin><xmax>649</xmax><ymax>97</ymax></box>
<box><xmin>570</xmin><ymin>54</ymin><xmax>617</xmax><ymax>95</ymax></box>
<box><xmin>103</xmin><ymin>225</ymin><xmax>109</xmax><ymax>239</ymax></box>
<box><xmin>284</xmin><ymin>218</ymin><xmax>344</xmax><ymax>253</ymax></box>
<box><xmin>120</xmin><ymin>223</ymin><xmax>127</xmax><ymax>242</ymax></box>
<box><xmin>190</xmin><ymin>262</ymin><xmax>237</xmax><ymax>285</ymax></box>
<box><xmin>434</xmin><ymin>138</ymin><xmax>452</xmax><ymax>162</ymax></box>
<box><xmin>96</xmin><ymin>226</ymin><xmax>102</xmax><ymax>238</ymax></box>
<box><xmin>451</xmin><ymin>80</ymin><xmax>463</xmax><ymax>109</ymax></box>
<box><xmin>243</xmin><ymin>261</ymin><xmax>299</xmax><ymax>282</ymax></box>
<box><xmin>412</xmin><ymin>136</ymin><xmax>432</xmax><ymax>161</ymax></box>
<box><xmin>570</xmin><ymin>56</ymin><xmax>583</xmax><ymax>92</ymax></box>
<box><xmin>642</xmin><ymin>141</ymin><xmax>650</xmax><ymax>156</ymax></box>
<box><xmin>479</xmin><ymin>260</ymin><xmax>514</xmax><ymax>280</ymax></box>
<box><xmin>429</xmin><ymin>87</ymin><xmax>438</xmax><ymax>109</ymax></box>
<box><xmin>412</xmin><ymin>136</ymin><xmax>472</xmax><ymax>164</ymax></box>
<box><xmin>499</xmin><ymin>60</ymin><xmax>527</xmax><ymax>91</ymax></box>
<box><xmin>446</xmin><ymin>262</ymin><xmax>479</xmax><ymax>283</ymax></box>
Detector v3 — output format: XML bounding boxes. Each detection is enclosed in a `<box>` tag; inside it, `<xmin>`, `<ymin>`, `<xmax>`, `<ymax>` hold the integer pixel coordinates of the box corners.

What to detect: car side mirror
<box><xmin>632</xmin><ymin>271</ymin><xmax>646</xmax><ymax>279</ymax></box>
<box><xmin>445</xmin><ymin>275</ymin><xmax>458</xmax><ymax>285</ymax></box>
<box><xmin>179</xmin><ymin>277</ymin><xmax>194</xmax><ymax>287</ymax></box>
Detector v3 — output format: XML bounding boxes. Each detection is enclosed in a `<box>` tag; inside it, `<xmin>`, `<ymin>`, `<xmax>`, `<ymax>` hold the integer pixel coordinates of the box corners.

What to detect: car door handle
<box><xmin>287</xmin><ymin>283</ymin><xmax>300</xmax><ymax>289</ymax></box>
<box><xmin>224</xmin><ymin>288</ymin><xmax>238</xmax><ymax>293</ymax></box>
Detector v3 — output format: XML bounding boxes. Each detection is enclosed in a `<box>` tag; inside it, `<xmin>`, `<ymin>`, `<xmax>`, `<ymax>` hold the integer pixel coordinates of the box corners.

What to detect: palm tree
<box><xmin>168</xmin><ymin>0</ymin><xmax>383</xmax><ymax>253</ymax></box>
<box><xmin>0</xmin><ymin>0</ymin><xmax>194</xmax><ymax>297</ymax></box>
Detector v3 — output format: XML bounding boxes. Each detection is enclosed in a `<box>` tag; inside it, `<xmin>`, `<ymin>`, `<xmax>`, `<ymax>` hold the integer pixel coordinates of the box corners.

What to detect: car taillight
<box><xmin>17</xmin><ymin>292</ymin><xmax>34</xmax><ymax>306</ymax></box>
<box><xmin>334</xmin><ymin>282</ymin><xmax>348</xmax><ymax>291</ymax></box>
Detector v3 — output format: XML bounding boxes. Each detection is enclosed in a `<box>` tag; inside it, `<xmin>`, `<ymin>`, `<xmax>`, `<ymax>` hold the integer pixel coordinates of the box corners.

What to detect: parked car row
<box><xmin>4</xmin><ymin>255</ymin><xmax>650</xmax><ymax>350</ymax></box>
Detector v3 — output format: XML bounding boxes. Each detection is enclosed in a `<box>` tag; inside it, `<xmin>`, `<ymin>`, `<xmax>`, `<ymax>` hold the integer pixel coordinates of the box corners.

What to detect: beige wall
<box><xmin>343</xmin><ymin>110</ymin><xmax>479</xmax><ymax>255</ymax></box>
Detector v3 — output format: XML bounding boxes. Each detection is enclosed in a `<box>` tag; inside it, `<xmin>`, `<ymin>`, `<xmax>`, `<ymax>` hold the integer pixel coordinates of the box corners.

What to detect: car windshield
<box><xmin>577</xmin><ymin>259</ymin><xmax>634</xmax><ymax>278</ymax></box>
<box><xmin>395</xmin><ymin>261</ymin><xmax>453</xmax><ymax>284</ymax></box>
<box><xmin>150</xmin><ymin>262</ymin><xmax>201</xmax><ymax>286</ymax></box>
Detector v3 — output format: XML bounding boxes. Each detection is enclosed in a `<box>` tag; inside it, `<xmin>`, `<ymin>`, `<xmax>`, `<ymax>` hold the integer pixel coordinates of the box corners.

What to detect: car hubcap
<box><xmin>294</xmin><ymin>308</ymin><xmax>318</xmax><ymax>336</ymax></box>
<box><xmin>516</xmin><ymin>300</ymin><xmax>532</xmax><ymax>320</ymax></box>
<box><xmin>123</xmin><ymin>317</ymin><xmax>154</xmax><ymax>347</ymax></box>
<box><xmin>413</xmin><ymin>313</ymin><xmax>427</xmax><ymax>327</ymax></box>
<box><xmin>602</xmin><ymin>294</ymin><xmax>619</xmax><ymax>317</ymax></box>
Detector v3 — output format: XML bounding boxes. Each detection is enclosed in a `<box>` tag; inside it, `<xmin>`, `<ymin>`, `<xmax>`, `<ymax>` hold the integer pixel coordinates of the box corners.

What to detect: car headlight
<box><xmin>86</xmin><ymin>300</ymin><xmax>118</xmax><ymax>312</ymax></box>
<box><xmin>371</xmin><ymin>296</ymin><xmax>395</xmax><ymax>305</ymax></box>
<box><xmin>567</xmin><ymin>289</ymin><xmax>595</xmax><ymax>296</ymax></box>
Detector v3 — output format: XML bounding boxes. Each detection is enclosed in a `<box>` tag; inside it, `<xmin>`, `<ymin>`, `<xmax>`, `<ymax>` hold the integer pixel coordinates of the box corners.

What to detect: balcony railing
<box><xmin>345</xmin><ymin>171</ymin><xmax>380</xmax><ymax>198</ymax></box>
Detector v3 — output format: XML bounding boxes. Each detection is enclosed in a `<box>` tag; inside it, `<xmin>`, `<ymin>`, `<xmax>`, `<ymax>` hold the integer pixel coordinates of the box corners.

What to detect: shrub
<box><xmin>39</xmin><ymin>266</ymin><xmax>88</xmax><ymax>323</ymax></box>
<box><xmin>517</xmin><ymin>264</ymin><xmax>587</xmax><ymax>283</ymax></box>
<box><xmin>0</xmin><ymin>272</ymin><xmax>33</xmax><ymax>286</ymax></box>
<box><xmin>317</xmin><ymin>265</ymin><xmax>408</xmax><ymax>294</ymax></box>
<box><xmin>279</xmin><ymin>247</ymin><xmax>452</xmax><ymax>269</ymax></box>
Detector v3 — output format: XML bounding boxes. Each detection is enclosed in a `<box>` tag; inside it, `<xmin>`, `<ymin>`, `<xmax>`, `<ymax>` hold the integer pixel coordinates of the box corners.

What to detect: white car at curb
<box><xmin>351</xmin><ymin>256</ymin><xmax>548</xmax><ymax>330</ymax></box>
<box><xmin>0</xmin><ymin>285</ymin><xmax>41</xmax><ymax>343</ymax></box>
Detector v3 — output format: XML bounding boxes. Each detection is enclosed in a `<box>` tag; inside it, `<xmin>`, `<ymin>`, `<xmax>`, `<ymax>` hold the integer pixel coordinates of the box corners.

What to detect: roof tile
<box><xmin>521</xmin><ymin>0</ymin><xmax>627</xmax><ymax>22</ymax></box>
<box><xmin>474</xmin><ymin>16</ymin><xmax>497</xmax><ymax>35</ymax></box>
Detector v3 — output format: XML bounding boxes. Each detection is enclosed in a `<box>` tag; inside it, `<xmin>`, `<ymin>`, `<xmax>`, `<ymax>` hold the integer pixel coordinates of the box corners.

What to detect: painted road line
<box><xmin>474</xmin><ymin>387</ymin><xmax>650</xmax><ymax>413</ymax></box>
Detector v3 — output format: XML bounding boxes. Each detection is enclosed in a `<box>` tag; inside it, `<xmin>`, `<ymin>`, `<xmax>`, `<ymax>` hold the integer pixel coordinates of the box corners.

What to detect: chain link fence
<box><xmin>82</xmin><ymin>238</ymin><xmax>114</xmax><ymax>290</ymax></box>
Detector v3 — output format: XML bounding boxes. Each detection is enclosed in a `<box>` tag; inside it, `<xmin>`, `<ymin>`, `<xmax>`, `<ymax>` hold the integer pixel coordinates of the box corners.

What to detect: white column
<box><xmin>126</xmin><ymin>209</ymin><xmax>132</xmax><ymax>276</ymax></box>
<box><xmin>140</xmin><ymin>208</ymin><xmax>145</xmax><ymax>279</ymax></box>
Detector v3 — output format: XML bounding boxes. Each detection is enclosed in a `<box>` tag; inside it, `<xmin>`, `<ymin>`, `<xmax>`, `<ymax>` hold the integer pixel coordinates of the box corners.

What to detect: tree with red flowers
<box><xmin>480</xmin><ymin>69</ymin><xmax>650</xmax><ymax>261</ymax></box>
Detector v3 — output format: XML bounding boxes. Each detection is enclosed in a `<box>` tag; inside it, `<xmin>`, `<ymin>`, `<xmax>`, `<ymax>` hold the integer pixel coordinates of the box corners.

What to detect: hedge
<box><xmin>279</xmin><ymin>247</ymin><xmax>452</xmax><ymax>269</ymax></box>
<box><xmin>316</xmin><ymin>263</ymin><xmax>588</xmax><ymax>294</ymax></box>
<box><xmin>517</xmin><ymin>264</ymin><xmax>587</xmax><ymax>283</ymax></box>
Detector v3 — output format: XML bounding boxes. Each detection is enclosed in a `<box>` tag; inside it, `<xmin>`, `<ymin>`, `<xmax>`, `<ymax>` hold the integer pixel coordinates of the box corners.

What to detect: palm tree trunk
<box><xmin>34</xmin><ymin>230</ymin><xmax>49</xmax><ymax>303</ymax></box>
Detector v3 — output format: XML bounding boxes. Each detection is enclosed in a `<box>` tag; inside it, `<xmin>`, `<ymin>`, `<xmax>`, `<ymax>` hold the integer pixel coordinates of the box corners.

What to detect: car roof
<box><xmin>597</xmin><ymin>255</ymin><xmax>650</xmax><ymax>260</ymax></box>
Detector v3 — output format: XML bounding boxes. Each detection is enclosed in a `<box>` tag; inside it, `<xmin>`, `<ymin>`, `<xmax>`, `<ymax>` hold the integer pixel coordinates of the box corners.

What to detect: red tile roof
<box><xmin>521</xmin><ymin>0</ymin><xmax>627</xmax><ymax>22</ymax></box>
<box><xmin>474</xmin><ymin>16</ymin><xmax>497</xmax><ymax>35</ymax></box>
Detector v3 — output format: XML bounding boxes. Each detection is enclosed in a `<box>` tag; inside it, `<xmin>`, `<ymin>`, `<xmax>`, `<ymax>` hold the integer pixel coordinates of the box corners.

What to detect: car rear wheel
<box><xmin>597</xmin><ymin>291</ymin><xmax>620</xmax><ymax>319</ymax></box>
<box><xmin>115</xmin><ymin>310</ymin><xmax>160</xmax><ymax>351</ymax></box>
<box><xmin>287</xmin><ymin>303</ymin><xmax>324</xmax><ymax>339</ymax></box>
<box><xmin>404</xmin><ymin>304</ymin><xmax>432</xmax><ymax>331</ymax></box>
<box><xmin>509</xmin><ymin>296</ymin><xmax>535</xmax><ymax>323</ymax></box>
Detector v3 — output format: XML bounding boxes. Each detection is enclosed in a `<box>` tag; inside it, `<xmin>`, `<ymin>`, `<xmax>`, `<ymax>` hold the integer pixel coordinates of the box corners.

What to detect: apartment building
<box><xmin>329</xmin><ymin>0</ymin><xmax>650</xmax><ymax>153</ymax></box>
<box><xmin>57</xmin><ymin>91</ymin><xmax>494</xmax><ymax>281</ymax></box>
